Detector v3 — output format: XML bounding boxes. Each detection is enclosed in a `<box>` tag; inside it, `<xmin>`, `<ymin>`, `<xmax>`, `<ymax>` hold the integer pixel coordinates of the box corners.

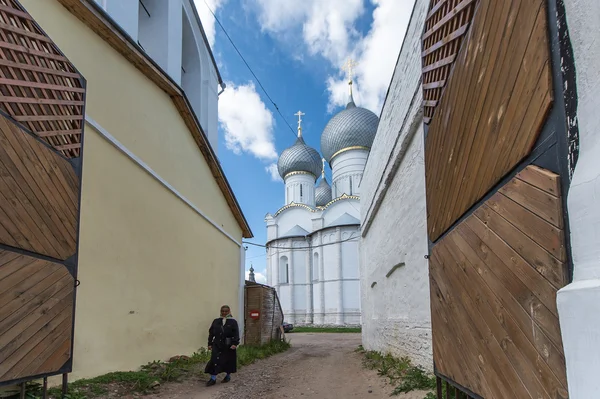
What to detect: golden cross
<box><xmin>321</xmin><ymin>158</ymin><xmax>326</xmax><ymax>177</ymax></box>
<box><xmin>342</xmin><ymin>58</ymin><xmax>358</xmax><ymax>82</ymax></box>
<box><xmin>294</xmin><ymin>110</ymin><xmax>305</xmax><ymax>134</ymax></box>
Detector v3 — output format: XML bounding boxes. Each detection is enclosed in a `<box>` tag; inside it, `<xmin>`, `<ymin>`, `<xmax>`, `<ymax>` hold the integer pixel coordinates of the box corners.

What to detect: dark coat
<box><xmin>204</xmin><ymin>317</ymin><xmax>240</xmax><ymax>375</ymax></box>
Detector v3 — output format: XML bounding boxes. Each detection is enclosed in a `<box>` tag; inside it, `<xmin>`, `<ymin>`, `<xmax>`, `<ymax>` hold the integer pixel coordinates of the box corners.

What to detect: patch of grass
<box><xmin>290</xmin><ymin>326</ymin><xmax>361</xmax><ymax>333</ymax></box>
<box><xmin>237</xmin><ymin>338</ymin><xmax>291</xmax><ymax>366</ymax></box>
<box><xmin>14</xmin><ymin>341</ymin><xmax>289</xmax><ymax>399</ymax></box>
<box><xmin>356</xmin><ymin>346</ymin><xmax>437</xmax><ymax>397</ymax></box>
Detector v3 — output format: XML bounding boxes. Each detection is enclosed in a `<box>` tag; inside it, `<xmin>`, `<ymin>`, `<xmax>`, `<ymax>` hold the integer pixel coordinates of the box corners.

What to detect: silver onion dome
<box><xmin>277</xmin><ymin>136</ymin><xmax>322</xmax><ymax>180</ymax></box>
<box><xmin>320</xmin><ymin>93</ymin><xmax>379</xmax><ymax>163</ymax></box>
<box><xmin>315</xmin><ymin>177</ymin><xmax>332</xmax><ymax>206</ymax></box>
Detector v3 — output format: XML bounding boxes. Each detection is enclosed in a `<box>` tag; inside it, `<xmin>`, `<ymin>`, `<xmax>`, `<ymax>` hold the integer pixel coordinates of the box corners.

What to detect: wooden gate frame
<box><xmin>0</xmin><ymin>0</ymin><xmax>86</xmax><ymax>393</ymax></box>
<box><xmin>422</xmin><ymin>0</ymin><xmax>579</xmax><ymax>396</ymax></box>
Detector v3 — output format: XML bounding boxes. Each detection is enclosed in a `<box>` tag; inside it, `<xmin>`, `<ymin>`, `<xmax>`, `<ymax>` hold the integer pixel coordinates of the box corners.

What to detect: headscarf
<box><xmin>220</xmin><ymin>306</ymin><xmax>233</xmax><ymax>324</ymax></box>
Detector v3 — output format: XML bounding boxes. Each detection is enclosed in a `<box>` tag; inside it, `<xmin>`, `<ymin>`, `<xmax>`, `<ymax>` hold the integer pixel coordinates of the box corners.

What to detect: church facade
<box><xmin>265</xmin><ymin>79</ymin><xmax>378</xmax><ymax>325</ymax></box>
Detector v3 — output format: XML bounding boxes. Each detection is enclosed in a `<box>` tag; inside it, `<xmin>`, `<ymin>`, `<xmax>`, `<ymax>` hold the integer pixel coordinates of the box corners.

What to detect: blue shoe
<box><xmin>222</xmin><ymin>375</ymin><xmax>231</xmax><ymax>383</ymax></box>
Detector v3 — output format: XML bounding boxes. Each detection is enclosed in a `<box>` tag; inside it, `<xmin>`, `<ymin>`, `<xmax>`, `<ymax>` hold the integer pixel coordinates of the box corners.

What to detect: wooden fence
<box><xmin>244</xmin><ymin>281</ymin><xmax>284</xmax><ymax>346</ymax></box>
<box><xmin>0</xmin><ymin>0</ymin><xmax>85</xmax><ymax>395</ymax></box>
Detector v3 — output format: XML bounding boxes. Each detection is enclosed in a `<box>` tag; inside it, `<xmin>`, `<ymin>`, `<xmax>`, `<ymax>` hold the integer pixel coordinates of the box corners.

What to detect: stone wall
<box><xmin>359</xmin><ymin>0</ymin><xmax>433</xmax><ymax>371</ymax></box>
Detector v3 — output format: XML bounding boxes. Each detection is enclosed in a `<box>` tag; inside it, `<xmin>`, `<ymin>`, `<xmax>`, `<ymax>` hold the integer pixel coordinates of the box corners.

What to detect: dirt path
<box><xmin>145</xmin><ymin>333</ymin><xmax>428</xmax><ymax>399</ymax></box>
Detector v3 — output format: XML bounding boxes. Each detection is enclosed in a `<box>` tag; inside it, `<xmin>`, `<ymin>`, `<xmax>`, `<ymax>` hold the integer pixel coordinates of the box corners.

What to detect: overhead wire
<box><xmin>243</xmin><ymin>235</ymin><xmax>359</xmax><ymax>251</ymax></box>
<box><xmin>203</xmin><ymin>0</ymin><xmax>325</xmax><ymax>167</ymax></box>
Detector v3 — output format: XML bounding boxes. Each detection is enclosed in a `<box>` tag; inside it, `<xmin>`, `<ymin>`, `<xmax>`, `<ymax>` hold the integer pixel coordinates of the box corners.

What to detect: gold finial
<box><xmin>342</xmin><ymin>58</ymin><xmax>358</xmax><ymax>84</ymax></box>
<box><xmin>294</xmin><ymin>110</ymin><xmax>305</xmax><ymax>137</ymax></box>
<box><xmin>321</xmin><ymin>158</ymin><xmax>326</xmax><ymax>178</ymax></box>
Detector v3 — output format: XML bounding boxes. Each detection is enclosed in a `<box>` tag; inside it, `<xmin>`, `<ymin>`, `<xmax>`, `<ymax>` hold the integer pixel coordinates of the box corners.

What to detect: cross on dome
<box><xmin>321</xmin><ymin>158</ymin><xmax>326</xmax><ymax>178</ymax></box>
<box><xmin>342</xmin><ymin>58</ymin><xmax>358</xmax><ymax>84</ymax></box>
<box><xmin>294</xmin><ymin>110</ymin><xmax>305</xmax><ymax>137</ymax></box>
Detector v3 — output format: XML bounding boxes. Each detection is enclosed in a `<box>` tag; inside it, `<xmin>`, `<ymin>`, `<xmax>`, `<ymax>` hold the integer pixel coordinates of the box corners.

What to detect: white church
<box><xmin>265</xmin><ymin>76</ymin><xmax>379</xmax><ymax>325</ymax></box>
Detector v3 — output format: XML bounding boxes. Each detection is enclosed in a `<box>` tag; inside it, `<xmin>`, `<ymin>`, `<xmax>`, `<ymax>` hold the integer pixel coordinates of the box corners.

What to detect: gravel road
<box><xmin>146</xmin><ymin>333</ymin><xmax>428</xmax><ymax>399</ymax></box>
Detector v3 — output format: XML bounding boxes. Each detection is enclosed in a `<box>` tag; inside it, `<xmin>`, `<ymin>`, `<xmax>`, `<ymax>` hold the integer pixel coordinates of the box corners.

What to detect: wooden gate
<box><xmin>0</xmin><ymin>0</ymin><xmax>85</xmax><ymax>391</ymax></box>
<box><xmin>422</xmin><ymin>0</ymin><xmax>576</xmax><ymax>397</ymax></box>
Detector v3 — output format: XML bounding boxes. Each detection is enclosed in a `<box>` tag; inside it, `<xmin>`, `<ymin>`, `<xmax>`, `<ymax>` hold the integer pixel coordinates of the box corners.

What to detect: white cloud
<box><xmin>252</xmin><ymin>0</ymin><xmax>364</xmax><ymax>66</ymax></box>
<box><xmin>246</xmin><ymin>269</ymin><xmax>267</xmax><ymax>284</ymax></box>
<box><xmin>265</xmin><ymin>163</ymin><xmax>283</xmax><ymax>182</ymax></box>
<box><xmin>218</xmin><ymin>82</ymin><xmax>278</xmax><ymax>161</ymax></box>
<box><xmin>251</xmin><ymin>0</ymin><xmax>415</xmax><ymax>114</ymax></box>
<box><xmin>194</xmin><ymin>0</ymin><xmax>226</xmax><ymax>48</ymax></box>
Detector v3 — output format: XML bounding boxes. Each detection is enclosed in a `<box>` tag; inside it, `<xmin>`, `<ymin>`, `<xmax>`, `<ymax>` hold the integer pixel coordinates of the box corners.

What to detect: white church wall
<box><xmin>359</xmin><ymin>0</ymin><xmax>432</xmax><ymax>371</ymax></box>
<box><xmin>285</xmin><ymin>173</ymin><xmax>317</xmax><ymax>206</ymax></box>
<box><xmin>331</xmin><ymin>149</ymin><xmax>369</xmax><ymax>197</ymax></box>
<box><xmin>557</xmin><ymin>1</ymin><xmax>600</xmax><ymax>397</ymax></box>
<box><xmin>322</xmin><ymin>232</ymin><xmax>337</xmax><ymax>281</ymax></box>
<box><xmin>274</xmin><ymin>208</ymin><xmax>314</xmax><ymax>237</ymax></box>
<box><xmin>292</xmin><ymin>246</ymin><xmax>307</xmax><ymax>284</ymax></box>
<box><xmin>341</xmin><ymin>230</ymin><xmax>359</xmax><ymax>279</ymax></box>
<box><xmin>322</xmin><ymin>200</ymin><xmax>360</xmax><ymax>227</ymax></box>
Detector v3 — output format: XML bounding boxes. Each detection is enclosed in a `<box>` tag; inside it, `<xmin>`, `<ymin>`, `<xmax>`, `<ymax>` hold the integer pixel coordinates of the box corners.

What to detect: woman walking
<box><xmin>205</xmin><ymin>305</ymin><xmax>240</xmax><ymax>386</ymax></box>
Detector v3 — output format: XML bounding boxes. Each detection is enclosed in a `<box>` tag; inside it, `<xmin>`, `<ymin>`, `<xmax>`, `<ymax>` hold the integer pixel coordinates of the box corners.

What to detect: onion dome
<box><xmin>320</xmin><ymin>83</ymin><xmax>379</xmax><ymax>163</ymax></box>
<box><xmin>315</xmin><ymin>164</ymin><xmax>332</xmax><ymax>206</ymax></box>
<box><xmin>277</xmin><ymin>112</ymin><xmax>322</xmax><ymax>180</ymax></box>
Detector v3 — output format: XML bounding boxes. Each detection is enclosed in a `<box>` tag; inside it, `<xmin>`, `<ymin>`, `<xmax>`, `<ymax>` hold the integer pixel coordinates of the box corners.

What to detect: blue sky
<box><xmin>194</xmin><ymin>0</ymin><xmax>415</xmax><ymax>283</ymax></box>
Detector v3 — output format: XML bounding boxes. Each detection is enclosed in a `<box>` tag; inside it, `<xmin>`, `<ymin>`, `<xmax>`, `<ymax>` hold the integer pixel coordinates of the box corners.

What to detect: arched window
<box><xmin>349</xmin><ymin>177</ymin><xmax>353</xmax><ymax>195</ymax></box>
<box><xmin>279</xmin><ymin>256</ymin><xmax>289</xmax><ymax>284</ymax></box>
<box><xmin>313</xmin><ymin>253</ymin><xmax>319</xmax><ymax>281</ymax></box>
<box><xmin>300</xmin><ymin>184</ymin><xmax>303</xmax><ymax>200</ymax></box>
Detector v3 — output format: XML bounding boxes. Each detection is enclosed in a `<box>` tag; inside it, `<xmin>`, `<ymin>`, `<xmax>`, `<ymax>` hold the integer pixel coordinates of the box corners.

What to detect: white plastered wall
<box><xmin>359</xmin><ymin>0</ymin><xmax>432</xmax><ymax>371</ymax></box>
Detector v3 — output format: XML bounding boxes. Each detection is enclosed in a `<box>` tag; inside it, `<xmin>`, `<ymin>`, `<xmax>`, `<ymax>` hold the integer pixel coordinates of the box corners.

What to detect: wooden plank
<box><xmin>517</xmin><ymin>165</ymin><xmax>561</xmax><ymax>197</ymax></box>
<box><xmin>435</xmin><ymin>241</ymin><xmax>539</xmax><ymax>398</ymax></box>
<box><xmin>0</xmin><ymin>304</ymin><xmax>72</xmax><ymax>378</ymax></box>
<box><xmin>426</xmin><ymin>0</ymin><xmax>503</xmax><ymax>238</ymax></box>
<box><xmin>466</xmin><ymin>2</ymin><xmax>550</xmax><ymax>219</ymax></box>
<box><xmin>442</xmin><ymin>0</ymin><xmax>536</xmax><ymax>236</ymax></box>
<box><xmin>0</xmin><ymin>119</ymin><xmax>77</xmax><ymax>241</ymax></box>
<box><xmin>0</xmin><ymin>131</ymin><xmax>75</xmax><ymax>259</ymax></box>
<box><xmin>430</xmin><ymin>254</ymin><xmax>496</xmax><ymax>397</ymax></box>
<box><xmin>465</xmin><ymin>213</ymin><xmax>560</xmax><ymax>316</ymax></box>
<box><xmin>462</xmin><ymin>218</ymin><xmax>568</xmax><ymax>388</ymax></box>
<box><xmin>0</xmin><ymin>257</ymin><xmax>42</xmax><ymax>297</ymax></box>
<box><xmin>448</xmin><ymin>225</ymin><xmax>568</xmax><ymax>393</ymax></box>
<box><xmin>0</xmin><ymin>271</ymin><xmax>71</xmax><ymax>333</ymax></box>
<box><xmin>0</xmin><ymin>261</ymin><xmax>59</xmax><ymax>310</ymax></box>
<box><xmin>423</xmin><ymin>0</ymin><xmax>477</xmax><ymax>41</ymax></box>
<box><xmin>0</xmin><ymin>116</ymin><xmax>79</xmax><ymax>220</ymax></box>
<box><xmin>3</xmin><ymin>317</ymin><xmax>71</xmax><ymax>381</ymax></box>
<box><xmin>475</xmin><ymin>204</ymin><xmax>565</xmax><ymax>289</ymax></box>
<box><xmin>499</xmin><ymin>177</ymin><xmax>563</xmax><ymax>229</ymax></box>
<box><xmin>487</xmin><ymin>192</ymin><xmax>566</xmax><ymax>261</ymax></box>
<box><xmin>425</xmin><ymin>0</ymin><xmax>553</xmax><ymax>241</ymax></box>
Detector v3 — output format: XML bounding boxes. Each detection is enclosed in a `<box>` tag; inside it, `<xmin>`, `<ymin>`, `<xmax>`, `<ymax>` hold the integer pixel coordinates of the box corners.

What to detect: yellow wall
<box><xmin>20</xmin><ymin>0</ymin><xmax>244</xmax><ymax>380</ymax></box>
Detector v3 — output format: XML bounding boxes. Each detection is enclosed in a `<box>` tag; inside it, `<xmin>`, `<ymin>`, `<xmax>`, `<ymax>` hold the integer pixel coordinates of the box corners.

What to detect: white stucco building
<box><xmin>93</xmin><ymin>0</ymin><xmax>223</xmax><ymax>153</ymax></box>
<box><xmin>265</xmin><ymin>84</ymin><xmax>378</xmax><ymax>325</ymax></box>
<box><xmin>359</xmin><ymin>0</ymin><xmax>432</xmax><ymax>370</ymax></box>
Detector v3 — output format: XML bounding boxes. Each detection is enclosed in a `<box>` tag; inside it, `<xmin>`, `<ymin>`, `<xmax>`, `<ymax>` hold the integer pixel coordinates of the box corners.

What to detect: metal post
<box><xmin>42</xmin><ymin>377</ymin><xmax>48</xmax><ymax>399</ymax></box>
<box><xmin>62</xmin><ymin>373</ymin><xmax>68</xmax><ymax>396</ymax></box>
<box><xmin>436</xmin><ymin>376</ymin><xmax>442</xmax><ymax>399</ymax></box>
<box><xmin>19</xmin><ymin>382</ymin><xmax>25</xmax><ymax>399</ymax></box>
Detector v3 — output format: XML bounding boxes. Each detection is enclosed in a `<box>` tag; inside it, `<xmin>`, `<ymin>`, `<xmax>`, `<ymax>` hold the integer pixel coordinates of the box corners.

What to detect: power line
<box><xmin>243</xmin><ymin>236</ymin><xmax>359</xmax><ymax>251</ymax></box>
<box><xmin>203</xmin><ymin>0</ymin><xmax>323</xmax><ymax>166</ymax></box>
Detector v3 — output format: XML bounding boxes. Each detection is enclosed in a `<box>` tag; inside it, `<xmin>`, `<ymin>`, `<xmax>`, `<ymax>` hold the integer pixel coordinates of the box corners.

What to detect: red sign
<box><xmin>249</xmin><ymin>310</ymin><xmax>260</xmax><ymax>320</ymax></box>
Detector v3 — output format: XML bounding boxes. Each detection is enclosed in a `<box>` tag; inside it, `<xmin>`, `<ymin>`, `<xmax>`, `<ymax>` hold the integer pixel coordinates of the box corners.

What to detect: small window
<box><xmin>313</xmin><ymin>253</ymin><xmax>319</xmax><ymax>281</ymax></box>
<box><xmin>300</xmin><ymin>184</ymin><xmax>303</xmax><ymax>199</ymax></box>
<box><xmin>279</xmin><ymin>256</ymin><xmax>289</xmax><ymax>284</ymax></box>
<box><xmin>349</xmin><ymin>177</ymin><xmax>353</xmax><ymax>195</ymax></box>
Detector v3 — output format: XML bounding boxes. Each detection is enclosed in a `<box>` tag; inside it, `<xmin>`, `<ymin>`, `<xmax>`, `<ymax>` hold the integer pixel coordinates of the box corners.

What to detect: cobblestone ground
<box><xmin>144</xmin><ymin>333</ymin><xmax>428</xmax><ymax>399</ymax></box>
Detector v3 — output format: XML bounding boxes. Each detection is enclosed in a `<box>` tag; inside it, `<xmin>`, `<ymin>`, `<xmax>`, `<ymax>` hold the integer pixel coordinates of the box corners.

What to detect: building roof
<box><xmin>326</xmin><ymin>213</ymin><xmax>360</xmax><ymax>228</ymax></box>
<box><xmin>315</xmin><ymin>177</ymin><xmax>332</xmax><ymax>207</ymax></box>
<box><xmin>320</xmin><ymin>93</ymin><xmax>379</xmax><ymax>163</ymax></box>
<box><xmin>281</xmin><ymin>225</ymin><xmax>310</xmax><ymax>238</ymax></box>
<box><xmin>277</xmin><ymin>136</ymin><xmax>322</xmax><ymax>180</ymax></box>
